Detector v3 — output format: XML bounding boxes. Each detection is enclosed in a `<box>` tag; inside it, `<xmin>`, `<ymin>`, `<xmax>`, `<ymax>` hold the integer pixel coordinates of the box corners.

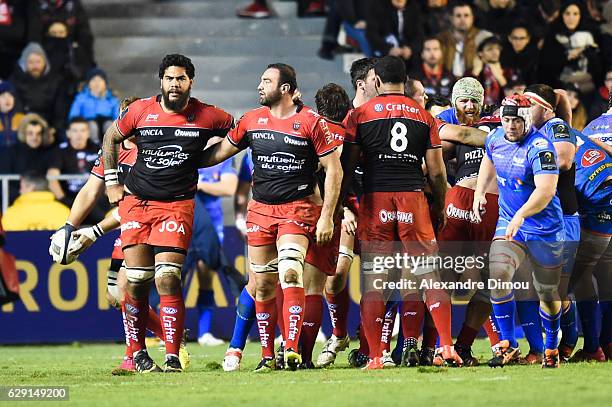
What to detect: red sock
<box><xmin>124</xmin><ymin>293</ymin><xmax>148</xmax><ymax>355</ymax></box>
<box><xmin>483</xmin><ymin>316</ymin><xmax>500</xmax><ymax>346</ymax></box>
<box><xmin>380</xmin><ymin>303</ymin><xmax>397</xmax><ymax>353</ymax></box>
<box><xmin>423</xmin><ymin>313</ymin><xmax>438</xmax><ymax>349</ymax></box>
<box><xmin>146</xmin><ymin>306</ymin><xmax>163</xmax><ymax>339</ymax></box>
<box><xmin>425</xmin><ymin>289</ymin><xmax>452</xmax><ymax>346</ymax></box>
<box><xmin>360</xmin><ymin>291</ymin><xmax>385</xmax><ymax>359</ymax></box>
<box><xmin>456</xmin><ymin>324</ymin><xmax>479</xmax><ymax>347</ymax></box>
<box><xmin>358</xmin><ymin>320</ymin><xmax>370</xmax><ymax>355</ymax></box>
<box><xmin>325</xmin><ymin>286</ymin><xmax>350</xmax><ymax>338</ymax></box>
<box><xmin>275</xmin><ymin>284</ymin><xmax>285</xmax><ymax>338</ymax></box>
<box><xmin>401</xmin><ymin>295</ymin><xmax>425</xmax><ymax>339</ymax></box>
<box><xmin>120</xmin><ymin>301</ymin><xmax>132</xmax><ymax>358</ymax></box>
<box><xmin>255</xmin><ymin>298</ymin><xmax>277</xmax><ymax>359</ymax></box>
<box><xmin>283</xmin><ymin>286</ymin><xmax>305</xmax><ymax>351</ymax></box>
<box><xmin>301</xmin><ymin>294</ymin><xmax>323</xmax><ymax>363</ymax></box>
<box><xmin>159</xmin><ymin>294</ymin><xmax>185</xmax><ymax>357</ymax></box>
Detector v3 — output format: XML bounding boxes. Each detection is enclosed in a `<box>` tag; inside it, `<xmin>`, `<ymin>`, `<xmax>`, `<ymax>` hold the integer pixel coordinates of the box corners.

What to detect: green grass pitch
<box><xmin>1</xmin><ymin>339</ymin><xmax>610</xmax><ymax>407</ymax></box>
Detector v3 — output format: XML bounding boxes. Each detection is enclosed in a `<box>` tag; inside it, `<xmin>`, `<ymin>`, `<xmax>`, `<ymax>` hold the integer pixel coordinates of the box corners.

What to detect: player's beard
<box><xmin>457</xmin><ymin>107</ymin><xmax>480</xmax><ymax>126</ymax></box>
<box><xmin>260</xmin><ymin>88</ymin><xmax>282</xmax><ymax>107</ymax></box>
<box><xmin>162</xmin><ymin>87</ymin><xmax>191</xmax><ymax>112</ymax></box>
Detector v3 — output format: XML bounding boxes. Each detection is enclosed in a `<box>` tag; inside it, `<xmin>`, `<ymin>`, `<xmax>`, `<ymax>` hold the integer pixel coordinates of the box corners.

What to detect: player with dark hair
<box><xmin>341</xmin><ymin>55</ymin><xmax>459</xmax><ymax>369</ymax></box>
<box><xmin>102</xmin><ymin>54</ymin><xmax>234</xmax><ymax>373</ymax></box>
<box><xmin>524</xmin><ymin>84</ymin><xmax>579</xmax><ymax>363</ymax></box>
<box><xmin>473</xmin><ymin>95</ymin><xmax>564</xmax><ymax>368</ymax></box>
<box><xmin>199</xmin><ymin>63</ymin><xmax>342</xmax><ymax>372</ymax></box>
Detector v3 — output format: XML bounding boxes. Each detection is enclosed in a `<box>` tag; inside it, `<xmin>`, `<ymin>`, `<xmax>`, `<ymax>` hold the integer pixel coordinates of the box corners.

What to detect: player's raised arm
<box><xmin>199</xmin><ymin>137</ymin><xmax>241</xmax><ymax>168</ymax></box>
<box><xmin>439</xmin><ymin>124</ymin><xmax>487</xmax><ymax>147</ymax></box>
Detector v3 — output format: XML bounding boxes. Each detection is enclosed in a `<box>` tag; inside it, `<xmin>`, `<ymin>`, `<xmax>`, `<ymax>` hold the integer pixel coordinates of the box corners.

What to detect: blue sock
<box><xmin>229</xmin><ymin>287</ymin><xmax>256</xmax><ymax>350</ymax></box>
<box><xmin>540</xmin><ymin>307</ymin><xmax>562</xmax><ymax>350</ymax></box>
<box><xmin>492</xmin><ymin>294</ymin><xmax>518</xmax><ymax>348</ymax></box>
<box><xmin>516</xmin><ymin>300</ymin><xmax>544</xmax><ymax>353</ymax></box>
<box><xmin>600</xmin><ymin>301</ymin><xmax>611</xmax><ymax>349</ymax></box>
<box><xmin>392</xmin><ymin>319</ymin><xmax>404</xmax><ymax>359</ymax></box>
<box><xmin>560</xmin><ymin>302</ymin><xmax>578</xmax><ymax>347</ymax></box>
<box><xmin>197</xmin><ymin>289</ymin><xmax>215</xmax><ymax>336</ymax></box>
<box><xmin>577</xmin><ymin>301</ymin><xmax>599</xmax><ymax>353</ymax></box>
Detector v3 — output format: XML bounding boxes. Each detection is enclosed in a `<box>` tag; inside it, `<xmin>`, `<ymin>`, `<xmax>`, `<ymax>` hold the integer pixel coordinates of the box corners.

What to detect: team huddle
<box><xmin>48</xmin><ymin>53</ymin><xmax>611</xmax><ymax>373</ymax></box>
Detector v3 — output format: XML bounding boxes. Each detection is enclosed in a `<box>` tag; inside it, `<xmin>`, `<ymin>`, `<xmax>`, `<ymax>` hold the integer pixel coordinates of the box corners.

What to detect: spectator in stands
<box><xmin>500</xmin><ymin>24</ymin><xmax>539</xmax><ymax>85</ymax></box>
<box><xmin>537</xmin><ymin>1</ymin><xmax>602</xmax><ymax>94</ymax></box>
<box><xmin>0</xmin><ymin>113</ymin><xmax>53</xmax><ymax>204</ymax></box>
<box><xmin>2</xmin><ymin>172</ymin><xmax>69</xmax><ymax>231</ymax></box>
<box><xmin>410</xmin><ymin>36</ymin><xmax>455</xmax><ymax>99</ymax></box>
<box><xmin>43</xmin><ymin>20</ymin><xmax>91</xmax><ymax>85</ymax></box>
<box><xmin>590</xmin><ymin>69</ymin><xmax>612</xmax><ymax>119</ymax></box>
<box><xmin>471</xmin><ymin>35</ymin><xmax>511</xmax><ymax>105</ymax></box>
<box><xmin>0</xmin><ymin>0</ymin><xmax>27</xmax><ymax>79</ymax></box>
<box><xmin>565</xmin><ymin>82</ymin><xmax>588</xmax><ymax>131</ymax></box>
<box><xmin>366</xmin><ymin>0</ymin><xmax>424</xmax><ymax>70</ymax></box>
<box><xmin>0</xmin><ymin>81</ymin><xmax>24</xmax><ymax>148</ymax></box>
<box><xmin>422</xmin><ymin>0</ymin><xmax>450</xmax><ymax>36</ymax></box>
<box><xmin>27</xmin><ymin>0</ymin><xmax>94</xmax><ymax>71</ymax></box>
<box><xmin>474</xmin><ymin>0</ymin><xmax>531</xmax><ymax>37</ymax></box>
<box><xmin>502</xmin><ymin>74</ymin><xmax>527</xmax><ymax>97</ymax></box>
<box><xmin>9</xmin><ymin>42</ymin><xmax>69</xmax><ymax>131</ymax></box>
<box><xmin>47</xmin><ymin>117</ymin><xmax>101</xmax><ymax>218</ymax></box>
<box><xmin>426</xmin><ymin>95</ymin><xmax>452</xmax><ymax>117</ymax></box>
<box><xmin>237</xmin><ymin>0</ymin><xmax>272</xmax><ymax>18</ymax></box>
<box><xmin>438</xmin><ymin>1</ymin><xmax>491</xmax><ymax>77</ymax></box>
<box><xmin>600</xmin><ymin>0</ymin><xmax>612</xmax><ymax>68</ymax></box>
<box><xmin>318</xmin><ymin>0</ymin><xmax>370</xmax><ymax>60</ymax></box>
<box><xmin>68</xmin><ymin>68</ymin><xmax>119</xmax><ymax>143</ymax></box>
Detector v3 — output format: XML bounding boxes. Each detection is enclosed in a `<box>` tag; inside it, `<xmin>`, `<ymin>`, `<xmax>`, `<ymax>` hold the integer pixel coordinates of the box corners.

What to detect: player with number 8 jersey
<box><xmin>340</xmin><ymin>56</ymin><xmax>460</xmax><ymax>369</ymax></box>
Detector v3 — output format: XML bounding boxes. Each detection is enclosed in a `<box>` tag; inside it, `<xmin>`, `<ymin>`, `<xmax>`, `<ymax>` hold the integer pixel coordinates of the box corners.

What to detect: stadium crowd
<box><xmin>0</xmin><ymin>0</ymin><xmax>610</xmax><ymax>375</ymax></box>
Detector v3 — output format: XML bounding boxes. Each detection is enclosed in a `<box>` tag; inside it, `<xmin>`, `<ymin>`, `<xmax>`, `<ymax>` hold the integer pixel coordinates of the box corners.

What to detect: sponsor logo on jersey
<box><xmin>257</xmin><ymin>117</ymin><xmax>269</xmax><ymax>125</ymax></box>
<box><xmin>374</xmin><ymin>103</ymin><xmax>384</xmax><ymax>112</ymax></box>
<box><xmin>162</xmin><ymin>306</ymin><xmax>178</xmax><ymax>314</ymax></box>
<box><xmin>597</xmin><ymin>211</ymin><xmax>611</xmax><ymax>223</ymax></box>
<box><xmin>140</xmin><ymin>128</ymin><xmax>164</xmax><ymax>136</ymax></box>
<box><xmin>379</xmin><ymin>210</ymin><xmax>414</xmax><ymax>224</ymax></box>
<box><xmin>258</xmin><ymin>152</ymin><xmax>306</xmax><ymax>172</ymax></box>
<box><xmin>446</xmin><ymin>203</ymin><xmax>481</xmax><ymax>223</ymax></box>
<box><xmin>256</xmin><ymin>312</ymin><xmax>270</xmax><ymax>320</ymax></box>
<box><xmin>142</xmin><ymin>145</ymin><xmax>189</xmax><ymax>169</ymax></box>
<box><xmin>125</xmin><ymin>304</ymin><xmax>139</xmax><ymax>314</ymax></box>
<box><xmin>288</xmin><ymin>305</ymin><xmax>303</xmax><ymax>314</ymax></box>
<box><xmin>385</xmin><ymin>103</ymin><xmax>419</xmax><ymax>113</ymax></box>
<box><xmin>284</xmin><ymin>136</ymin><xmax>308</xmax><ymax>146</ymax></box>
<box><xmin>121</xmin><ymin>221</ymin><xmax>141</xmax><ymax>231</ymax></box>
<box><xmin>252</xmin><ymin>132</ymin><xmax>274</xmax><ymax>140</ymax></box>
<box><xmin>532</xmin><ymin>138</ymin><xmax>548</xmax><ymax>149</ymax></box>
<box><xmin>145</xmin><ymin>114</ymin><xmax>159</xmax><ymax>122</ymax></box>
<box><xmin>174</xmin><ymin>129</ymin><xmax>199</xmax><ymax>137</ymax></box>
<box><xmin>538</xmin><ymin>150</ymin><xmax>557</xmax><ymax>170</ymax></box>
<box><xmin>158</xmin><ymin>221</ymin><xmax>186</xmax><ymax>234</ymax></box>
<box><xmin>293</xmin><ymin>121</ymin><xmax>301</xmax><ymax>130</ymax></box>
<box><xmin>581</xmin><ymin>148</ymin><xmax>605</xmax><ymax>167</ymax></box>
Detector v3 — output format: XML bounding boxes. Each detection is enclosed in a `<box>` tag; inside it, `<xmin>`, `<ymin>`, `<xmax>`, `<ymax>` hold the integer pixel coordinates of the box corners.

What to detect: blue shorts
<box><xmin>494</xmin><ymin>218</ymin><xmax>564</xmax><ymax>268</ymax></box>
<box><xmin>562</xmin><ymin>215</ymin><xmax>580</xmax><ymax>275</ymax></box>
<box><xmin>185</xmin><ymin>199</ymin><xmax>223</xmax><ymax>271</ymax></box>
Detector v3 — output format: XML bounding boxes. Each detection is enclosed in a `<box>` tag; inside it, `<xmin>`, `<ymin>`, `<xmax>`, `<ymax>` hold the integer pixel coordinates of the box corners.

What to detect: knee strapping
<box><xmin>278</xmin><ymin>243</ymin><xmax>306</xmax><ymax>289</ymax></box>
<box><xmin>339</xmin><ymin>245</ymin><xmax>354</xmax><ymax>261</ymax></box>
<box><xmin>155</xmin><ymin>262</ymin><xmax>182</xmax><ymax>279</ymax></box>
<box><xmin>125</xmin><ymin>266</ymin><xmax>155</xmax><ymax>284</ymax></box>
<box><xmin>250</xmin><ymin>258</ymin><xmax>279</xmax><ymax>273</ymax></box>
<box><xmin>532</xmin><ymin>276</ymin><xmax>559</xmax><ymax>300</ymax></box>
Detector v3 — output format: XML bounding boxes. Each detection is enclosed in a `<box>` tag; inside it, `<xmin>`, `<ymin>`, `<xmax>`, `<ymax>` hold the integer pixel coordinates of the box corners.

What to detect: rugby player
<box><xmin>102</xmin><ymin>54</ymin><xmax>234</xmax><ymax>373</ymax></box>
<box><xmin>473</xmin><ymin>95</ymin><xmax>564</xmax><ymax>368</ymax></box>
<box><xmin>341</xmin><ymin>56</ymin><xmax>460</xmax><ymax>369</ymax></box>
<box><xmin>200</xmin><ymin>63</ymin><xmax>342</xmax><ymax>371</ymax></box>
<box><xmin>581</xmin><ymin>89</ymin><xmax>612</xmax><ymax>155</ymax></box>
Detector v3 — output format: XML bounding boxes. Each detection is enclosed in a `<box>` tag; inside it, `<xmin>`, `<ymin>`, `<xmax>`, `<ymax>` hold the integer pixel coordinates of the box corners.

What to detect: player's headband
<box><xmin>524</xmin><ymin>92</ymin><xmax>554</xmax><ymax>112</ymax></box>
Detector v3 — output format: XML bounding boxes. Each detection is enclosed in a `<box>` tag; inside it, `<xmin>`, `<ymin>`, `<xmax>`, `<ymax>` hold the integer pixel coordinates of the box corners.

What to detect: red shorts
<box><xmin>246</xmin><ymin>199</ymin><xmax>321</xmax><ymax>247</ymax></box>
<box><xmin>358</xmin><ymin>191</ymin><xmax>437</xmax><ymax>255</ymax></box>
<box><xmin>438</xmin><ymin>185</ymin><xmax>498</xmax><ymax>242</ymax></box>
<box><xmin>118</xmin><ymin>195</ymin><xmax>195</xmax><ymax>251</ymax></box>
<box><xmin>305</xmin><ymin>222</ymin><xmax>340</xmax><ymax>276</ymax></box>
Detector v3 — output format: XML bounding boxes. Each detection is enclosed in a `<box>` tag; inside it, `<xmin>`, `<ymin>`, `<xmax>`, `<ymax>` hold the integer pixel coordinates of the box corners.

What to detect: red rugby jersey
<box><xmin>344</xmin><ymin>93</ymin><xmax>441</xmax><ymax>193</ymax></box>
<box><xmin>115</xmin><ymin>95</ymin><xmax>233</xmax><ymax>201</ymax></box>
<box><xmin>227</xmin><ymin>105</ymin><xmax>338</xmax><ymax>204</ymax></box>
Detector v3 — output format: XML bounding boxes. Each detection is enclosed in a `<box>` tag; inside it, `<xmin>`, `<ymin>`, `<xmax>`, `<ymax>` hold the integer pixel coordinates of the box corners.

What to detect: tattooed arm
<box><xmin>102</xmin><ymin>122</ymin><xmax>129</xmax><ymax>204</ymax></box>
